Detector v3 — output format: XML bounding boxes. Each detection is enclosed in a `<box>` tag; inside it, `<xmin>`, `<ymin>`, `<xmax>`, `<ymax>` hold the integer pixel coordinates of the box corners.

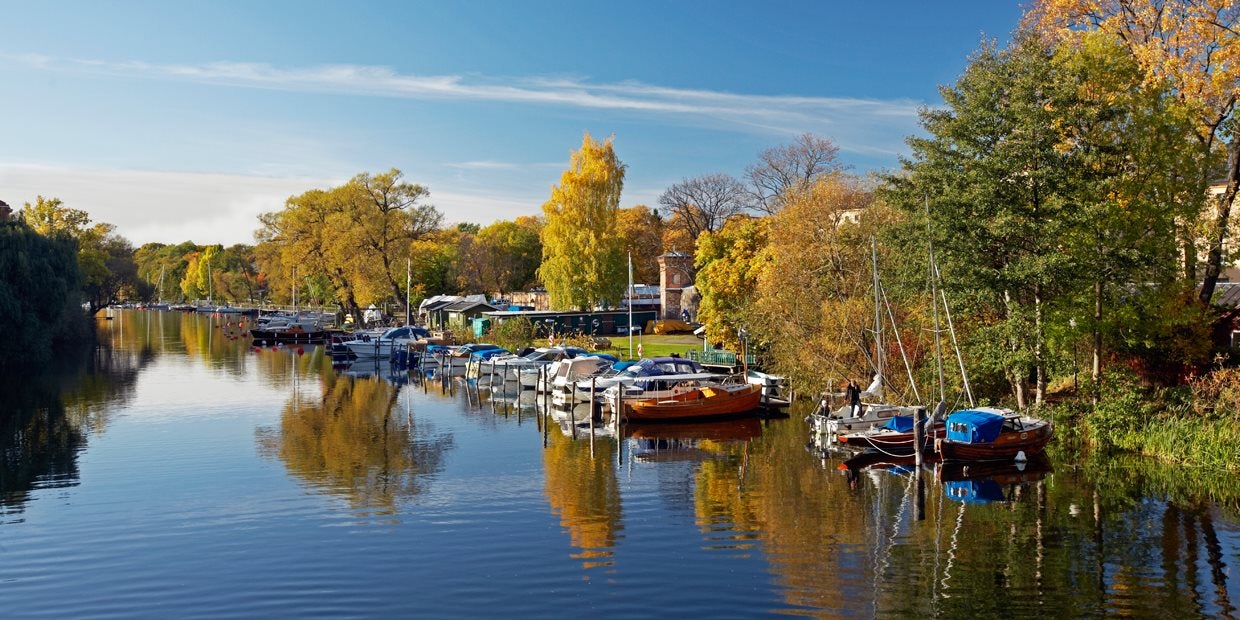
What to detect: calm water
<box><xmin>1</xmin><ymin>310</ymin><xmax>1237</xmax><ymax>618</ymax></box>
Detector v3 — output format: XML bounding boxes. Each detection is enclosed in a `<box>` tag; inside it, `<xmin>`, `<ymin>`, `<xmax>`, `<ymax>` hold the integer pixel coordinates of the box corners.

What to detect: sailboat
<box><xmin>811</xmin><ymin>239</ymin><xmax>923</xmax><ymax>437</ymax></box>
<box><xmin>148</xmin><ymin>266</ymin><xmax>170</xmax><ymax>310</ymax></box>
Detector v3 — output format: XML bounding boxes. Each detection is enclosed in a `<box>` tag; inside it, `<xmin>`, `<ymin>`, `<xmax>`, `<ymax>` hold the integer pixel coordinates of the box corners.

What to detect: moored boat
<box><xmin>626</xmin><ymin>382</ymin><xmax>763</xmax><ymax>421</ymax></box>
<box><xmin>935</xmin><ymin>408</ymin><xmax>1053</xmax><ymax>462</ymax></box>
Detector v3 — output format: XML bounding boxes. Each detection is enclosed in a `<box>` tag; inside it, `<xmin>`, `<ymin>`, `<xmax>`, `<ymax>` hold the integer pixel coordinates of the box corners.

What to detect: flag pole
<box><xmin>627</xmin><ymin>251</ymin><xmax>634</xmax><ymax>359</ymax></box>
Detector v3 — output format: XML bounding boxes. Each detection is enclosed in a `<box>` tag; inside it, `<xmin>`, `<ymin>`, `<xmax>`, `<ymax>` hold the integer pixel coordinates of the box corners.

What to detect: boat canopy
<box><xmin>882</xmin><ymin>415</ymin><xmax>915</xmax><ymax>433</ymax></box>
<box><xmin>945</xmin><ymin>410</ymin><xmax>1005</xmax><ymax>443</ymax></box>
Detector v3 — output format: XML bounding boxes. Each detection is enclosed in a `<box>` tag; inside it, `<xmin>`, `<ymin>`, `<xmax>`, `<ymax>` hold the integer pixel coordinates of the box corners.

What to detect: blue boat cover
<box><xmin>945</xmin><ymin>410</ymin><xmax>1005</xmax><ymax>443</ymax></box>
<box><xmin>945</xmin><ymin>479</ymin><xmax>1005</xmax><ymax>504</ymax></box>
<box><xmin>883</xmin><ymin>415</ymin><xmax>915</xmax><ymax>432</ymax></box>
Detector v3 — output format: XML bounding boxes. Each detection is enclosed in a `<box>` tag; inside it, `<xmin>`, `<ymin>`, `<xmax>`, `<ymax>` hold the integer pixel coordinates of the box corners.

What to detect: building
<box><xmin>658</xmin><ymin>251</ymin><xmax>694</xmax><ymax>320</ymax></box>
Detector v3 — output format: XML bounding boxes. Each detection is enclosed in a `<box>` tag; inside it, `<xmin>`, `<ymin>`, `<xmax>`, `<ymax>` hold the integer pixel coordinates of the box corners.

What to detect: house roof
<box><xmin>1216</xmin><ymin>283</ymin><xmax>1240</xmax><ymax>309</ymax></box>
<box><xmin>444</xmin><ymin>300</ymin><xmax>497</xmax><ymax>313</ymax></box>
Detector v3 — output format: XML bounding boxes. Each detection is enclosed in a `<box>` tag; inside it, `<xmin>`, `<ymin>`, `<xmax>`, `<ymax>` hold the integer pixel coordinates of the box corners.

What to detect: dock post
<box><xmin>589</xmin><ymin>377</ymin><xmax>597</xmax><ymax>452</ymax></box>
<box><xmin>914</xmin><ymin>406</ymin><xmax>926</xmax><ymax>467</ymax></box>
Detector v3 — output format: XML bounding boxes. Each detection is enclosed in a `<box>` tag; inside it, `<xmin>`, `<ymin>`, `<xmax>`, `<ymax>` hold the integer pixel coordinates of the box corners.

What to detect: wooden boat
<box><xmin>626</xmin><ymin>383</ymin><xmax>763</xmax><ymax>421</ymax></box>
<box><xmin>935</xmin><ymin>407</ymin><xmax>1053</xmax><ymax>462</ymax></box>
<box><xmin>836</xmin><ymin>414</ymin><xmax>945</xmax><ymax>454</ymax></box>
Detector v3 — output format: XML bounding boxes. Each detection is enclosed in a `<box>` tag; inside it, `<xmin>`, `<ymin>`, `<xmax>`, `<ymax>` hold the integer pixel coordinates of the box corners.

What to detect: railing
<box><xmin>686</xmin><ymin>350</ymin><xmax>756</xmax><ymax>367</ymax></box>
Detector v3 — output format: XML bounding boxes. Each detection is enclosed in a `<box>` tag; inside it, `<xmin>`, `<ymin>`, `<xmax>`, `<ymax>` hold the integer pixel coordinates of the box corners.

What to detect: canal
<box><xmin>0</xmin><ymin>310</ymin><xmax>1236</xmax><ymax>618</ymax></box>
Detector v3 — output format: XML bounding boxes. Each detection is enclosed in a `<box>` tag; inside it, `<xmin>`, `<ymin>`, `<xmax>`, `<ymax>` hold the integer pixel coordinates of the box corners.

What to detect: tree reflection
<box><xmin>0</xmin><ymin>338</ymin><xmax>145</xmax><ymax>515</ymax></box>
<box><xmin>542</xmin><ymin>430</ymin><xmax>621</xmax><ymax>571</ymax></box>
<box><xmin>256</xmin><ymin>372</ymin><xmax>453</xmax><ymax>517</ymax></box>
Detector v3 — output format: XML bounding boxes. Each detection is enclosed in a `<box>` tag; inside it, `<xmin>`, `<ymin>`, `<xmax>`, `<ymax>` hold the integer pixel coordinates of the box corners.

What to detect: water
<box><xmin>1</xmin><ymin>310</ymin><xmax>1236</xmax><ymax>618</ymax></box>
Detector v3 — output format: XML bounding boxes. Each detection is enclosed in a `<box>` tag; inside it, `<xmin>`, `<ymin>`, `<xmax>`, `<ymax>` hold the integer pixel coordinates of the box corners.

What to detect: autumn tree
<box><xmin>754</xmin><ymin>175</ymin><xmax>918</xmax><ymax>393</ymax></box>
<box><xmin>746</xmin><ymin>133</ymin><xmax>847</xmax><ymax>215</ymax></box>
<box><xmin>1028</xmin><ymin>0</ymin><xmax>1240</xmax><ymax>304</ymax></box>
<box><xmin>255</xmin><ymin>170</ymin><xmax>443</xmax><ymax>324</ymax></box>
<box><xmin>538</xmin><ymin>133</ymin><xmax>627</xmax><ymax>310</ymax></box>
<box><xmin>694</xmin><ymin>216</ymin><xmax>768</xmax><ymax>352</ymax></box>
<box><xmin>338</xmin><ymin>169</ymin><xmax>442</xmax><ymax>316</ymax></box>
<box><xmin>21</xmin><ymin>196</ymin><xmax>139</xmax><ymax>313</ymax></box>
<box><xmin>657</xmin><ymin>173</ymin><xmax>749</xmax><ymax>243</ymax></box>
<box><xmin>615</xmin><ymin>205</ymin><xmax>664</xmax><ymax>283</ymax></box>
<box><xmin>477</xmin><ymin>216</ymin><xmax>542</xmax><ymax>295</ymax></box>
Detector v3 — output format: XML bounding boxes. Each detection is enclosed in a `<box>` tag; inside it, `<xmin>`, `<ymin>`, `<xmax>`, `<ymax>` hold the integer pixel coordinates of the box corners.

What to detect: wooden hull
<box><xmin>627</xmin><ymin>384</ymin><xmax>763</xmax><ymax>421</ymax></box>
<box><xmin>837</xmin><ymin>422</ymin><xmax>945</xmax><ymax>454</ymax></box>
<box><xmin>937</xmin><ymin>421</ymin><xmax>1053</xmax><ymax>462</ymax></box>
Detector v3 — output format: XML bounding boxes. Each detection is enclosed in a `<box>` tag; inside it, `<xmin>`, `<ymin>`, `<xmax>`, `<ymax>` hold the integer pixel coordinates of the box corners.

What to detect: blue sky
<box><xmin>0</xmin><ymin>1</ymin><xmax>1025</xmax><ymax>246</ymax></box>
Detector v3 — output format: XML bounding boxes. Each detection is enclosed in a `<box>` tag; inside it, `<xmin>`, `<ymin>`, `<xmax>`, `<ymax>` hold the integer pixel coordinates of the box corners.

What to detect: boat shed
<box><xmin>444</xmin><ymin>300</ymin><xmax>499</xmax><ymax>330</ymax></box>
<box><xmin>481</xmin><ymin>308</ymin><xmax>659</xmax><ymax>338</ymax></box>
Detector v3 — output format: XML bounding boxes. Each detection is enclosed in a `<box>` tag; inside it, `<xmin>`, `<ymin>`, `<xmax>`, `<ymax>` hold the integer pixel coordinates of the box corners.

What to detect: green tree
<box><xmin>538</xmin><ymin>133</ymin><xmax>627</xmax><ymax>310</ymax></box>
<box><xmin>1029</xmin><ymin>0</ymin><xmax>1240</xmax><ymax>304</ymax></box>
<box><xmin>0</xmin><ymin>219</ymin><xmax>87</xmax><ymax>370</ymax></box>
<box><xmin>888</xmin><ymin>35</ymin><xmax>1087</xmax><ymax>408</ymax></box>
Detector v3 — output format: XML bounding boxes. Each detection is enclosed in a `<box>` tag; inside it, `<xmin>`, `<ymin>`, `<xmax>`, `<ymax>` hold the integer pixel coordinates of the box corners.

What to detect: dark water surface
<box><xmin>1</xmin><ymin>310</ymin><xmax>1236</xmax><ymax>618</ymax></box>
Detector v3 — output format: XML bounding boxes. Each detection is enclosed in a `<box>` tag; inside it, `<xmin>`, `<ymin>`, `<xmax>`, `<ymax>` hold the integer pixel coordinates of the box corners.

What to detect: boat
<box><xmin>574</xmin><ymin>356</ymin><xmax>709</xmax><ymax>403</ymax></box>
<box><xmin>935</xmin><ymin>407</ymin><xmax>1053</xmax><ymax>462</ymax></box>
<box><xmin>545</xmin><ymin>356</ymin><xmax>617</xmax><ymax>398</ymax></box>
<box><xmin>626</xmin><ymin>382</ymin><xmax>762</xmax><ymax>421</ymax></box>
<box><xmin>836</xmin><ymin>412</ymin><xmax>945</xmax><ymax>454</ymax></box>
<box><xmin>341</xmin><ymin>325</ymin><xmax>425</xmax><ymax>358</ymax></box>
<box><xmin>811</xmin><ymin>375</ymin><xmax>922</xmax><ymax>436</ymax></box>
<box><xmin>810</xmin><ymin>239</ymin><xmax>924</xmax><ymax>436</ymax></box>
<box><xmin>746</xmin><ymin>369</ymin><xmax>790</xmax><ymax>406</ymax></box>
<box><xmin>250</xmin><ymin>314</ymin><xmax>333</xmax><ymax>343</ymax></box>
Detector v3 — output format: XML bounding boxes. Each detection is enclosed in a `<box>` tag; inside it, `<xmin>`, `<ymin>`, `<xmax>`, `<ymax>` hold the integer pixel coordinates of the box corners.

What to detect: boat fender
<box><xmin>1014</xmin><ymin>450</ymin><xmax>1027</xmax><ymax>463</ymax></box>
<box><xmin>934</xmin><ymin>438</ymin><xmax>942</xmax><ymax>453</ymax></box>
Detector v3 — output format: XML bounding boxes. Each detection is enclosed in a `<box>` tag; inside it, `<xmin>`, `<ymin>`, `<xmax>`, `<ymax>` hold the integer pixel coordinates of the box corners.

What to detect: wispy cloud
<box><xmin>3</xmin><ymin>52</ymin><xmax>923</xmax><ymax>155</ymax></box>
<box><xmin>0</xmin><ymin>163</ymin><xmax>546</xmax><ymax>246</ymax></box>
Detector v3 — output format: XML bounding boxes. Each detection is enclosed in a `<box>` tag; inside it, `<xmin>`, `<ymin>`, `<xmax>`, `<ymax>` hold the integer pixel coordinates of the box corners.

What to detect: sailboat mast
<box><xmin>926</xmin><ymin>198</ymin><xmax>946</xmax><ymax>404</ymax></box>
<box><xmin>872</xmin><ymin>237</ymin><xmax>882</xmax><ymax>391</ymax></box>
<box><xmin>406</xmin><ymin>257</ymin><xmax>412</xmax><ymax>327</ymax></box>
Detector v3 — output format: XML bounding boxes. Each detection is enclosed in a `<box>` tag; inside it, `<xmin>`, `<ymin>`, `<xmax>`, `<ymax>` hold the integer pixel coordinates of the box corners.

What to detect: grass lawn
<box><xmin>598</xmin><ymin>333</ymin><xmax>707</xmax><ymax>360</ymax></box>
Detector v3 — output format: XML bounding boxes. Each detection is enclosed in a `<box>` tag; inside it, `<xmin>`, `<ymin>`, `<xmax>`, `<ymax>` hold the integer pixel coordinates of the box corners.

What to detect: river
<box><xmin>0</xmin><ymin>309</ymin><xmax>1236</xmax><ymax>618</ymax></box>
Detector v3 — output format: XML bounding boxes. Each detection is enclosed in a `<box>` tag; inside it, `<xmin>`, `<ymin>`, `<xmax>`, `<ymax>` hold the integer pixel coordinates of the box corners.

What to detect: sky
<box><xmin>0</xmin><ymin>1</ymin><xmax>1026</xmax><ymax>247</ymax></box>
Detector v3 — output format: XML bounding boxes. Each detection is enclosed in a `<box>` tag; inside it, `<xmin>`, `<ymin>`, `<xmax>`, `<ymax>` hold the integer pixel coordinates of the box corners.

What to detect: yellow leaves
<box><xmin>539</xmin><ymin>133</ymin><xmax>627</xmax><ymax>310</ymax></box>
<box><xmin>1028</xmin><ymin>0</ymin><xmax>1240</xmax><ymax>137</ymax></box>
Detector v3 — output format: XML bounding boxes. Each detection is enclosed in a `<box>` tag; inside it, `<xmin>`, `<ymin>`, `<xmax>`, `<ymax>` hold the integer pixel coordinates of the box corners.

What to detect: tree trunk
<box><xmin>1034</xmin><ymin>282</ymin><xmax>1045</xmax><ymax>406</ymax></box>
<box><xmin>1199</xmin><ymin>139</ymin><xmax>1239</xmax><ymax>305</ymax></box>
<box><xmin>1092</xmin><ymin>279</ymin><xmax>1103</xmax><ymax>408</ymax></box>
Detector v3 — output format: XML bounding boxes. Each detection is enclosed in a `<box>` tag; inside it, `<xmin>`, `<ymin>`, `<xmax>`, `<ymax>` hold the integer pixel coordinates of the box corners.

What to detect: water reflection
<box><xmin>255</xmin><ymin>370</ymin><xmax>454</xmax><ymax>519</ymax></box>
<box><xmin>542</xmin><ymin>427</ymin><xmax>621</xmax><ymax>571</ymax></box>
<box><xmin>0</xmin><ymin>310</ymin><xmax>1234</xmax><ymax>617</ymax></box>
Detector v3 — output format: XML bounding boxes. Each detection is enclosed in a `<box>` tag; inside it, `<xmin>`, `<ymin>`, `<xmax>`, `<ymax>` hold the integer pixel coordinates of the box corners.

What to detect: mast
<box><xmin>406</xmin><ymin>256</ymin><xmax>412</xmax><ymax>326</ymax></box>
<box><xmin>926</xmin><ymin>197</ymin><xmax>946</xmax><ymax>404</ymax></box>
<box><xmin>292</xmin><ymin>265</ymin><xmax>297</xmax><ymax>315</ymax></box>
<box><xmin>871</xmin><ymin>236</ymin><xmax>883</xmax><ymax>395</ymax></box>
<box><xmin>206</xmin><ymin>256</ymin><xmax>212</xmax><ymax>305</ymax></box>
<box><xmin>156</xmin><ymin>266</ymin><xmax>165</xmax><ymax>304</ymax></box>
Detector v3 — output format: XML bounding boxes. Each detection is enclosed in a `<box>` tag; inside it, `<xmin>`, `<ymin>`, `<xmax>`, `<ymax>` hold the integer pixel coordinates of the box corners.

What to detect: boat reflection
<box><xmin>335</xmin><ymin>358</ymin><xmax>412</xmax><ymax>385</ymax></box>
<box><xmin>624</xmin><ymin>416</ymin><xmax>762</xmax><ymax>462</ymax></box>
<box><xmin>939</xmin><ymin>453</ymin><xmax>1053</xmax><ymax>505</ymax></box>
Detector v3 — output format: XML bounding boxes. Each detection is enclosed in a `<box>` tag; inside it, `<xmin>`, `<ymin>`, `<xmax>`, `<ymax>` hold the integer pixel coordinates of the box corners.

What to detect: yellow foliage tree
<box><xmin>538</xmin><ymin>133</ymin><xmax>627</xmax><ymax>310</ymax></box>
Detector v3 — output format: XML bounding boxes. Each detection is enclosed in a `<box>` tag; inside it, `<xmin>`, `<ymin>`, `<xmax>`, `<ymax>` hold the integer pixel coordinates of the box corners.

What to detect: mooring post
<box><xmin>589</xmin><ymin>377</ymin><xmax>597</xmax><ymax>451</ymax></box>
<box><xmin>914</xmin><ymin>406</ymin><xmax>926</xmax><ymax>467</ymax></box>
